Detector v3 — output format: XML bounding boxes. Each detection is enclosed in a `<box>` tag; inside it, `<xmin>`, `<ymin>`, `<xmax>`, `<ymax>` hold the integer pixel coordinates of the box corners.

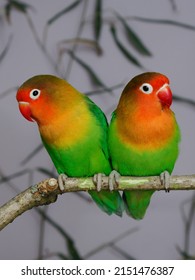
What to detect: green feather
<box><xmin>123</xmin><ymin>190</ymin><xmax>155</xmax><ymax>219</ymax></box>
<box><xmin>84</xmin><ymin>95</ymin><xmax>110</xmax><ymax>161</ymax></box>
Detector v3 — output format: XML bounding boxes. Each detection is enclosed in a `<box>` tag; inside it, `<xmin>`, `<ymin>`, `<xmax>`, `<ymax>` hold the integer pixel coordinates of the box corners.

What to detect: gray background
<box><xmin>0</xmin><ymin>0</ymin><xmax>195</xmax><ymax>259</ymax></box>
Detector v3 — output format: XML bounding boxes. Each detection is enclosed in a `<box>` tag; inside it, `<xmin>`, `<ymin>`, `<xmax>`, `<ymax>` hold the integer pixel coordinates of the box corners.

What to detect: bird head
<box><xmin>119</xmin><ymin>72</ymin><xmax>172</xmax><ymax>113</ymax></box>
<box><xmin>16</xmin><ymin>75</ymin><xmax>77</xmax><ymax>125</ymax></box>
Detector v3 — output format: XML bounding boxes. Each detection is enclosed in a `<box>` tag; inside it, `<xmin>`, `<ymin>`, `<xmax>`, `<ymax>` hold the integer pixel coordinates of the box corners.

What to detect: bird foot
<box><xmin>108</xmin><ymin>170</ymin><xmax>120</xmax><ymax>191</ymax></box>
<box><xmin>93</xmin><ymin>173</ymin><xmax>105</xmax><ymax>192</ymax></box>
<box><xmin>58</xmin><ymin>173</ymin><xmax>68</xmax><ymax>191</ymax></box>
<box><xmin>160</xmin><ymin>170</ymin><xmax>170</xmax><ymax>193</ymax></box>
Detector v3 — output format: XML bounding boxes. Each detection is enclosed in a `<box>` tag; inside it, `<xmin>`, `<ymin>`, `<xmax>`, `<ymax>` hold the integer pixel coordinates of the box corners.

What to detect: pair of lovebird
<box><xmin>16</xmin><ymin>72</ymin><xmax>180</xmax><ymax>220</ymax></box>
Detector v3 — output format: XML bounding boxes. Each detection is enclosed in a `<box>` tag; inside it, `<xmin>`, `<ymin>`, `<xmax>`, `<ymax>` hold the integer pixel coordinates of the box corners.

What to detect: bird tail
<box><xmin>89</xmin><ymin>190</ymin><xmax>124</xmax><ymax>216</ymax></box>
<box><xmin>123</xmin><ymin>190</ymin><xmax>155</xmax><ymax>219</ymax></box>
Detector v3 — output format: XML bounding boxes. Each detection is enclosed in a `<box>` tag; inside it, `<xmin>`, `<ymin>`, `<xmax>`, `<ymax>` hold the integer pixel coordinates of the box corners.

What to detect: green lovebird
<box><xmin>108</xmin><ymin>72</ymin><xmax>181</xmax><ymax>219</ymax></box>
<box><xmin>16</xmin><ymin>74</ymin><xmax>123</xmax><ymax>216</ymax></box>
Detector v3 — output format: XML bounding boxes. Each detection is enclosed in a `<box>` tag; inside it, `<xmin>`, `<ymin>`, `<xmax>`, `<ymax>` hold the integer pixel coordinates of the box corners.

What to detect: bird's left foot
<box><xmin>160</xmin><ymin>170</ymin><xmax>170</xmax><ymax>192</ymax></box>
<box><xmin>93</xmin><ymin>173</ymin><xmax>105</xmax><ymax>192</ymax></box>
<box><xmin>58</xmin><ymin>173</ymin><xmax>68</xmax><ymax>191</ymax></box>
<box><xmin>108</xmin><ymin>170</ymin><xmax>120</xmax><ymax>191</ymax></box>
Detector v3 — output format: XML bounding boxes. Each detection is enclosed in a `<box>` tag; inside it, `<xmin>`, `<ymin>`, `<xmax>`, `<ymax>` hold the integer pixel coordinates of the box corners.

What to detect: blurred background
<box><xmin>0</xmin><ymin>0</ymin><xmax>195</xmax><ymax>260</ymax></box>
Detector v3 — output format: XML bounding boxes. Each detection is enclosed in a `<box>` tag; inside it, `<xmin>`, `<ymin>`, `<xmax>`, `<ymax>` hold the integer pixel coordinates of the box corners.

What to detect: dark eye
<box><xmin>140</xmin><ymin>83</ymin><xmax>153</xmax><ymax>94</ymax></box>
<box><xmin>29</xmin><ymin>89</ymin><xmax>41</xmax><ymax>100</ymax></box>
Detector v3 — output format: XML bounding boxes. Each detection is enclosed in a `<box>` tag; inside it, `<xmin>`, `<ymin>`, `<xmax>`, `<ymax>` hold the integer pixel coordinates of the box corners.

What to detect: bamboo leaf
<box><xmin>10</xmin><ymin>0</ymin><xmax>31</xmax><ymax>12</ymax></box>
<box><xmin>0</xmin><ymin>35</ymin><xmax>13</xmax><ymax>64</ymax></box>
<box><xmin>131</xmin><ymin>16</ymin><xmax>195</xmax><ymax>31</ymax></box>
<box><xmin>67</xmin><ymin>51</ymin><xmax>111</xmax><ymax>90</ymax></box>
<box><xmin>5</xmin><ymin>0</ymin><xmax>32</xmax><ymax>22</ymax></box>
<box><xmin>47</xmin><ymin>0</ymin><xmax>82</xmax><ymax>26</ymax></box>
<box><xmin>114</xmin><ymin>12</ymin><xmax>151</xmax><ymax>56</ymax></box>
<box><xmin>94</xmin><ymin>0</ymin><xmax>102</xmax><ymax>41</ymax></box>
<box><xmin>110</xmin><ymin>25</ymin><xmax>143</xmax><ymax>68</ymax></box>
<box><xmin>176</xmin><ymin>246</ymin><xmax>195</xmax><ymax>260</ymax></box>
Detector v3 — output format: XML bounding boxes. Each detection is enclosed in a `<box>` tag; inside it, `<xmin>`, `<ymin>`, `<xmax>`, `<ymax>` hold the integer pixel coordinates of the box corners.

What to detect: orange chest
<box><xmin>116</xmin><ymin>108</ymin><xmax>176</xmax><ymax>150</ymax></box>
<box><xmin>39</xmin><ymin>107</ymin><xmax>92</xmax><ymax>148</ymax></box>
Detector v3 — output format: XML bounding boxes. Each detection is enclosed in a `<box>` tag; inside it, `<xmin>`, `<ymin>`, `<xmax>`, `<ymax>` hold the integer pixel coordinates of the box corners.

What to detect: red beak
<box><xmin>157</xmin><ymin>84</ymin><xmax>172</xmax><ymax>108</ymax></box>
<box><xmin>18</xmin><ymin>102</ymin><xmax>34</xmax><ymax>122</ymax></box>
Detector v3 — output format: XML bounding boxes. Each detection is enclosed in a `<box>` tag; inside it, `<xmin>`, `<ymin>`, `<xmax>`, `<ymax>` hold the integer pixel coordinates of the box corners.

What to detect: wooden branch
<box><xmin>1</xmin><ymin>175</ymin><xmax>195</xmax><ymax>231</ymax></box>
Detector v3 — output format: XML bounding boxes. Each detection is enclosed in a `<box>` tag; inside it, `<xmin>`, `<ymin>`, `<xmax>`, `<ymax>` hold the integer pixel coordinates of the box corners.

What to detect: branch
<box><xmin>1</xmin><ymin>175</ymin><xmax>195</xmax><ymax>231</ymax></box>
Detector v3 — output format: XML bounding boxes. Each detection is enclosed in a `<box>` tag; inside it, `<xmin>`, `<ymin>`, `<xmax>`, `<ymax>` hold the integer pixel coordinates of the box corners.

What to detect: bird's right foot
<box><xmin>58</xmin><ymin>173</ymin><xmax>68</xmax><ymax>191</ymax></box>
<box><xmin>160</xmin><ymin>170</ymin><xmax>170</xmax><ymax>193</ymax></box>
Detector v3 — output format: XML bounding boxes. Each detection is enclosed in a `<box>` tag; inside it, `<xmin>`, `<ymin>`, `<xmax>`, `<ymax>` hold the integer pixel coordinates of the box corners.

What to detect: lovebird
<box><xmin>16</xmin><ymin>74</ymin><xmax>123</xmax><ymax>216</ymax></box>
<box><xmin>108</xmin><ymin>72</ymin><xmax>180</xmax><ymax>219</ymax></box>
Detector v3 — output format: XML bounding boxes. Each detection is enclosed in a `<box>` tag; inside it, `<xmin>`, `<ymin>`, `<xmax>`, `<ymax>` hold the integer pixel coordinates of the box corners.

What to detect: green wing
<box><xmin>84</xmin><ymin>95</ymin><xmax>110</xmax><ymax>161</ymax></box>
<box><xmin>84</xmin><ymin>96</ymin><xmax>124</xmax><ymax>216</ymax></box>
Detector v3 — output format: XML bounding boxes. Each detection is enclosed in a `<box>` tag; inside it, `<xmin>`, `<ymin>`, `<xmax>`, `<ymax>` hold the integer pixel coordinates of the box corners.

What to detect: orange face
<box><xmin>16</xmin><ymin>75</ymin><xmax>93</xmax><ymax>147</ymax></box>
<box><xmin>119</xmin><ymin>72</ymin><xmax>172</xmax><ymax>112</ymax></box>
<box><xmin>16</xmin><ymin>75</ymin><xmax>75</xmax><ymax>125</ymax></box>
<box><xmin>16</xmin><ymin>88</ymin><xmax>40</xmax><ymax>122</ymax></box>
<box><xmin>17</xmin><ymin>86</ymin><xmax>60</xmax><ymax>126</ymax></box>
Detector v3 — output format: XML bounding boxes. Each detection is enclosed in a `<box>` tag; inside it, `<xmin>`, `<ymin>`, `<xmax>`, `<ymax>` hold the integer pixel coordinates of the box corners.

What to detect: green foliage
<box><xmin>93</xmin><ymin>0</ymin><xmax>102</xmax><ymax>41</ymax></box>
<box><xmin>131</xmin><ymin>16</ymin><xmax>195</xmax><ymax>31</ymax></box>
<box><xmin>110</xmin><ymin>25</ymin><xmax>143</xmax><ymax>68</ymax></box>
<box><xmin>67</xmin><ymin>50</ymin><xmax>110</xmax><ymax>88</ymax></box>
<box><xmin>0</xmin><ymin>36</ymin><xmax>12</xmax><ymax>63</ymax></box>
<box><xmin>114</xmin><ymin>12</ymin><xmax>151</xmax><ymax>56</ymax></box>
<box><xmin>47</xmin><ymin>0</ymin><xmax>82</xmax><ymax>26</ymax></box>
<box><xmin>5</xmin><ymin>0</ymin><xmax>32</xmax><ymax>22</ymax></box>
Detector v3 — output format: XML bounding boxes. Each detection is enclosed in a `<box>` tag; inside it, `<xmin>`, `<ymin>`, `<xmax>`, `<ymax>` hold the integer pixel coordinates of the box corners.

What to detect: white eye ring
<box><xmin>29</xmin><ymin>89</ymin><xmax>41</xmax><ymax>100</ymax></box>
<box><xmin>140</xmin><ymin>83</ymin><xmax>153</xmax><ymax>94</ymax></box>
